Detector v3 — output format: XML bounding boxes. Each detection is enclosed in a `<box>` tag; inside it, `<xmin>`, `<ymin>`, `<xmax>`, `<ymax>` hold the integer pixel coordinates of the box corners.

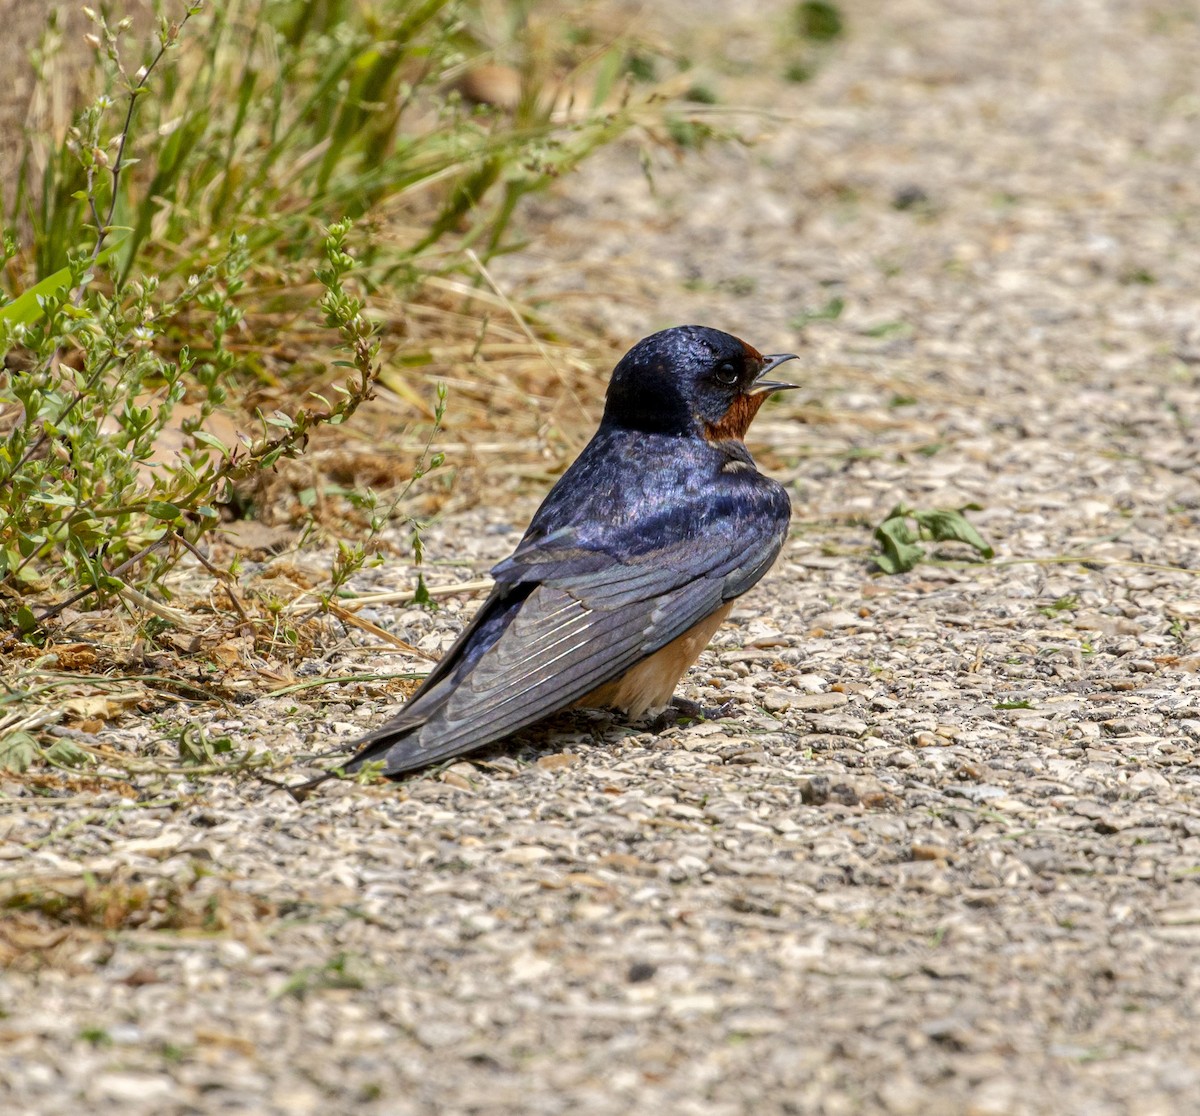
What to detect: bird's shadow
<box><xmin>448</xmin><ymin>706</ymin><xmax>639</xmax><ymax>773</ymax></box>
<box><xmin>425</xmin><ymin>698</ymin><xmax>732</xmax><ymax>779</ymax></box>
<box><xmin>400</xmin><ymin>696</ymin><xmax>729</xmax><ymax>782</ymax></box>
<box><xmin>271</xmin><ymin>701</ymin><xmax>730</xmax><ymax>801</ymax></box>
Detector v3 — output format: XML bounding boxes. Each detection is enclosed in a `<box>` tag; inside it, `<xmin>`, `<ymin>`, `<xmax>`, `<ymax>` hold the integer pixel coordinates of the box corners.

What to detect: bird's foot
<box><xmin>646</xmin><ymin>696</ymin><xmax>736</xmax><ymax>733</ymax></box>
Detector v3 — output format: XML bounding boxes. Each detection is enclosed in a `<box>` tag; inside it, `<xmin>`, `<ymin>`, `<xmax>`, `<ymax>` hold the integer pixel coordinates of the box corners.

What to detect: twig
<box><xmin>362</xmin><ymin>578</ymin><xmax>494</xmax><ymax>600</ymax></box>
<box><xmin>115</xmin><ymin>583</ymin><xmax>191</xmax><ymax>625</ymax></box>
<box><xmin>84</xmin><ymin>3</ymin><xmax>202</xmax><ymax>289</ymax></box>
<box><xmin>264</xmin><ymin>672</ymin><xmax>425</xmax><ymax>698</ymax></box>
<box><xmin>322</xmin><ymin>600</ymin><xmax>437</xmax><ymax>660</ymax></box>
<box><xmin>289</xmin><ymin>578</ymin><xmax>494</xmax><ymax>613</ymax></box>
<box><xmin>173</xmin><ymin>531</ymin><xmax>252</xmax><ymax>625</ymax></box>
<box><xmin>29</xmin><ymin>533</ymin><xmax>171</xmax><ymax>629</ymax></box>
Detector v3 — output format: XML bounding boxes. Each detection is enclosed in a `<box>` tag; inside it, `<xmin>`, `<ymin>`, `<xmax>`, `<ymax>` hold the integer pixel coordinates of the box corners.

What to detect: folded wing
<box><xmin>334</xmin><ymin>478</ymin><xmax>790</xmax><ymax>778</ymax></box>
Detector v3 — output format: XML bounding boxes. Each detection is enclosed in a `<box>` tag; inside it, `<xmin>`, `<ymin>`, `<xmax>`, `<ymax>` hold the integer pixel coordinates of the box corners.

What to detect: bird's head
<box><xmin>602</xmin><ymin>325</ymin><xmax>798</xmax><ymax>441</ymax></box>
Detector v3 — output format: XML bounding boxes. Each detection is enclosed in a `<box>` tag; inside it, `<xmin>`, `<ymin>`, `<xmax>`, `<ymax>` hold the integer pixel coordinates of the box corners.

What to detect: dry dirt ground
<box><xmin>5</xmin><ymin>1</ymin><xmax>1200</xmax><ymax>1113</ymax></box>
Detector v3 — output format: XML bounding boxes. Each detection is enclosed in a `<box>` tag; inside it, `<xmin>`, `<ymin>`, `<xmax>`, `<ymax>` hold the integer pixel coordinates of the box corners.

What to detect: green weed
<box><xmin>872</xmin><ymin>503</ymin><xmax>995</xmax><ymax>574</ymax></box>
<box><xmin>1039</xmin><ymin>595</ymin><xmax>1079</xmax><ymax>617</ymax></box>
<box><xmin>1</xmin><ymin>0</ymin><xmax>670</xmax><ymax>628</ymax></box>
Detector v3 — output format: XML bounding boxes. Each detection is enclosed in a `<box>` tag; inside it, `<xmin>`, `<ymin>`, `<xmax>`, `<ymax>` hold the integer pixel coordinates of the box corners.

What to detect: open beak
<box><xmin>751</xmin><ymin>352</ymin><xmax>800</xmax><ymax>394</ymax></box>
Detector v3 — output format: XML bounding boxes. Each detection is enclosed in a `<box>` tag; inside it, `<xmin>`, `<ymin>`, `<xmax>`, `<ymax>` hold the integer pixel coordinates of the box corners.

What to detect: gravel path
<box><xmin>5</xmin><ymin>1</ymin><xmax>1200</xmax><ymax>1113</ymax></box>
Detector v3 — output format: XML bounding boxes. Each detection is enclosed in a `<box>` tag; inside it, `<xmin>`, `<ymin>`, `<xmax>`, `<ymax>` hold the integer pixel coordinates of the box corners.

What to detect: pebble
<box><xmin>787</xmin><ymin>691</ymin><xmax>851</xmax><ymax>713</ymax></box>
<box><xmin>794</xmin><ymin>673</ymin><xmax>830</xmax><ymax>693</ymax></box>
<box><xmin>91</xmin><ymin>1074</ymin><xmax>176</xmax><ymax>1103</ymax></box>
<box><xmin>808</xmin><ymin>609</ymin><xmax>861</xmax><ymax>630</ymax></box>
<box><xmin>806</xmin><ymin>714</ymin><xmax>868</xmax><ymax>737</ymax></box>
<box><xmin>498</xmin><ymin>845</ymin><xmax>554</xmax><ymax>865</ymax></box>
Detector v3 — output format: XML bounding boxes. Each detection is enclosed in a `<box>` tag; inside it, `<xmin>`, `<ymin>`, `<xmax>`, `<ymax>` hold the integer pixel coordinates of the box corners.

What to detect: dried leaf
<box><xmin>61</xmin><ymin>691</ymin><xmax>144</xmax><ymax>721</ymax></box>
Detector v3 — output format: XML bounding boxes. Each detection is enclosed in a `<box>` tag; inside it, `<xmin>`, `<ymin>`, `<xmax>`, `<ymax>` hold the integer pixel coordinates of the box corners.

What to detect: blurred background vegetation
<box><xmin>0</xmin><ymin>0</ymin><xmax>714</xmax><ymax>638</ymax></box>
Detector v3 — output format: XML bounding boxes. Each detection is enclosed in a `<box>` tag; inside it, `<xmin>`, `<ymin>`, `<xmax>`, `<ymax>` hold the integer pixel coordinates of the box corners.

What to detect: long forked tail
<box><xmin>281</xmin><ymin>694</ymin><xmax>438</xmax><ymax>801</ymax></box>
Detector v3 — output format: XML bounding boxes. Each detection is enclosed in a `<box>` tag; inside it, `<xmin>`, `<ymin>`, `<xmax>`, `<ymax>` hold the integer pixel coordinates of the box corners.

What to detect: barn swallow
<box><xmin>291</xmin><ymin>325</ymin><xmax>797</xmax><ymax>797</ymax></box>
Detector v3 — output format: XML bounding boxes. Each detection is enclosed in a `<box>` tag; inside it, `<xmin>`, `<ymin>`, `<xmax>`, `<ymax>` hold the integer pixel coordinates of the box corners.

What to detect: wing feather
<box><xmin>339</xmin><ymin>473</ymin><xmax>791</xmax><ymax>778</ymax></box>
<box><xmin>353</xmin><ymin>576</ymin><xmax>726</xmax><ymax>774</ymax></box>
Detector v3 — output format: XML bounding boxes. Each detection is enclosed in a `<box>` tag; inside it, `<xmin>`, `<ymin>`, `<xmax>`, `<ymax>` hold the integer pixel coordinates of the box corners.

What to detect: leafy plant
<box><xmin>0</xmin><ymin>217</ymin><xmax>378</xmax><ymax>631</ymax></box>
<box><xmin>15</xmin><ymin>1</ymin><xmax>650</xmax><ymax>289</ymax></box>
<box><xmin>1038</xmin><ymin>594</ymin><xmax>1079</xmax><ymax>617</ymax></box>
<box><xmin>175</xmin><ymin>723</ymin><xmax>235</xmax><ymax>765</ymax></box>
<box><xmin>1</xmin><ymin>0</ymin><xmax>673</xmax><ymax>628</ymax></box>
<box><xmin>872</xmin><ymin>503</ymin><xmax>995</xmax><ymax>574</ymax></box>
<box><xmin>862</xmin><ymin>319</ymin><xmax>911</xmax><ymax>339</ymax></box>
<box><xmin>278</xmin><ymin>952</ymin><xmax>368</xmax><ymax>1000</ymax></box>
<box><xmin>0</xmin><ymin>731</ymin><xmax>39</xmax><ymax>774</ymax></box>
<box><xmin>0</xmin><ymin>726</ymin><xmax>94</xmax><ymax>772</ymax></box>
<box><xmin>322</xmin><ymin>380</ymin><xmax>448</xmax><ymax>610</ymax></box>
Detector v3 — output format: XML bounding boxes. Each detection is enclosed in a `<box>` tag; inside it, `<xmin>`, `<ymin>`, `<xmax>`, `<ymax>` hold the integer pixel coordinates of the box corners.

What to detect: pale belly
<box><xmin>575</xmin><ymin>602</ymin><xmax>733</xmax><ymax>718</ymax></box>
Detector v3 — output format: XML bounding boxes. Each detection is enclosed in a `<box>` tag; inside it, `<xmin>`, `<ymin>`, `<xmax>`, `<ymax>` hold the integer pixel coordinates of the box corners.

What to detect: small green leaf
<box><xmin>0</xmin><ymin>236</ymin><xmax>126</xmax><ymax>325</ymax></box>
<box><xmin>862</xmin><ymin>319</ymin><xmax>910</xmax><ymax>338</ymax></box>
<box><xmin>147</xmin><ymin>501</ymin><xmax>182</xmax><ymax>520</ymax></box>
<box><xmin>189</xmin><ymin>430</ymin><xmax>229</xmax><ymax>453</ymax></box>
<box><xmin>0</xmin><ymin>266</ymin><xmax>75</xmax><ymax>325</ymax></box>
<box><xmin>789</xmin><ymin>296</ymin><xmax>844</xmax><ymax>330</ymax></box>
<box><xmin>44</xmin><ymin>738</ymin><xmax>93</xmax><ymax>767</ymax></box>
<box><xmin>794</xmin><ymin>1</ymin><xmax>844</xmax><ymax>42</ymax></box>
<box><xmin>353</xmin><ymin>758</ymin><xmax>388</xmax><ymax>786</ymax></box>
<box><xmin>412</xmin><ymin>572</ymin><xmax>434</xmax><ymax>608</ymax></box>
<box><xmin>177</xmin><ymin>724</ymin><xmax>235</xmax><ymax>765</ymax></box>
<box><xmin>12</xmin><ymin>564</ymin><xmax>41</xmax><ymax>585</ymax></box>
<box><xmin>912</xmin><ymin>506</ymin><xmax>995</xmax><ymax>560</ymax></box>
<box><xmin>0</xmin><ymin>732</ymin><xmax>38</xmax><ymax>773</ymax></box>
<box><xmin>872</xmin><ymin>508</ymin><xmax>925</xmax><ymax>574</ymax></box>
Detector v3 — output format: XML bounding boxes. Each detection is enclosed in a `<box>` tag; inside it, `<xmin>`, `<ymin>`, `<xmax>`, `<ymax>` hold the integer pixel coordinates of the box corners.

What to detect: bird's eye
<box><xmin>714</xmin><ymin>361</ymin><xmax>740</xmax><ymax>385</ymax></box>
